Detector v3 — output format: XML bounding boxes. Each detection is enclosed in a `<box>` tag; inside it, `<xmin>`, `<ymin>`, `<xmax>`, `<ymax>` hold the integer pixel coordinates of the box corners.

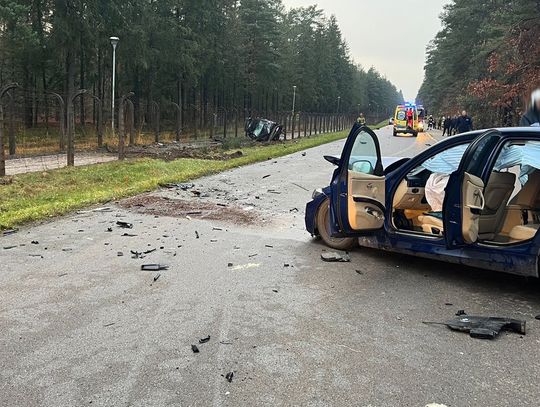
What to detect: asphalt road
<box><xmin>2</xmin><ymin>126</ymin><xmax>540</xmax><ymax>407</ymax></box>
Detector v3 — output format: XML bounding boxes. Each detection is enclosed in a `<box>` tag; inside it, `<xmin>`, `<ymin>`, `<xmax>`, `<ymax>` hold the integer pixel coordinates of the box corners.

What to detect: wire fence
<box><xmin>0</xmin><ymin>85</ymin><xmax>384</xmax><ymax>176</ymax></box>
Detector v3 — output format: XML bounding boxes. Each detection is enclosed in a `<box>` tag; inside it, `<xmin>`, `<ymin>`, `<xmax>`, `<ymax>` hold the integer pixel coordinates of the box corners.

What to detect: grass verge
<box><xmin>0</xmin><ymin>130</ymin><xmax>349</xmax><ymax>229</ymax></box>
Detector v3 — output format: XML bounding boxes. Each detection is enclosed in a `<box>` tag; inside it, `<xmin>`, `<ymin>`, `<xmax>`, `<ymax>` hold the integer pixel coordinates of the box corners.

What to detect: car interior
<box><xmin>391</xmin><ymin>140</ymin><xmax>540</xmax><ymax>245</ymax></box>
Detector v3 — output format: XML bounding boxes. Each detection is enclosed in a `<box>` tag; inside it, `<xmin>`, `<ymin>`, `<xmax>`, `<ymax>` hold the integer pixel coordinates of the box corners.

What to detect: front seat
<box><xmin>478</xmin><ymin>171</ymin><xmax>516</xmax><ymax>240</ymax></box>
<box><xmin>419</xmin><ymin>171</ymin><xmax>515</xmax><ymax>238</ymax></box>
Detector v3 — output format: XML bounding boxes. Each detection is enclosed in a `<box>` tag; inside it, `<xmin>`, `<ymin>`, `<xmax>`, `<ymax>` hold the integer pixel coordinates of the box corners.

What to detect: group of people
<box><xmin>438</xmin><ymin>111</ymin><xmax>474</xmax><ymax>136</ymax></box>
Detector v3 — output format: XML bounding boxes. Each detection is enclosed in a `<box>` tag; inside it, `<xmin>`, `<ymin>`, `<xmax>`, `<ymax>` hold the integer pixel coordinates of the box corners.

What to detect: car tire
<box><xmin>316</xmin><ymin>197</ymin><xmax>357</xmax><ymax>250</ymax></box>
<box><xmin>393</xmin><ymin>130</ymin><xmax>398</xmax><ymax>137</ymax></box>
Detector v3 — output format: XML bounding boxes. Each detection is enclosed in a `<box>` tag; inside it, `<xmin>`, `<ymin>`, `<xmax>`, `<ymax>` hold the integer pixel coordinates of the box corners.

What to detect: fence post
<box><xmin>6</xmin><ymin>92</ymin><xmax>15</xmax><ymax>156</ymax></box>
<box><xmin>223</xmin><ymin>109</ymin><xmax>227</xmax><ymax>139</ymax></box>
<box><xmin>67</xmin><ymin>89</ymin><xmax>86</xmax><ymax>166</ymax></box>
<box><xmin>171</xmin><ymin>102</ymin><xmax>181</xmax><ymax>142</ymax></box>
<box><xmin>151</xmin><ymin>101</ymin><xmax>160</xmax><ymax>143</ymax></box>
<box><xmin>126</xmin><ymin>98</ymin><xmax>135</xmax><ymax>145</ymax></box>
<box><xmin>0</xmin><ymin>83</ymin><xmax>18</xmax><ymax>176</ymax></box>
<box><xmin>90</xmin><ymin>95</ymin><xmax>103</xmax><ymax>148</ymax></box>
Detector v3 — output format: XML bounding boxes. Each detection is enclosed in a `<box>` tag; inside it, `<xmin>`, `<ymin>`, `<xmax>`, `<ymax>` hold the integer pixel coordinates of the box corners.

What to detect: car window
<box><xmin>349</xmin><ymin>130</ymin><xmax>379</xmax><ymax>175</ymax></box>
<box><xmin>409</xmin><ymin>143</ymin><xmax>471</xmax><ymax>176</ymax></box>
<box><xmin>494</xmin><ymin>140</ymin><xmax>540</xmax><ymax>184</ymax></box>
<box><xmin>396</xmin><ymin>110</ymin><xmax>406</xmax><ymax>121</ymax></box>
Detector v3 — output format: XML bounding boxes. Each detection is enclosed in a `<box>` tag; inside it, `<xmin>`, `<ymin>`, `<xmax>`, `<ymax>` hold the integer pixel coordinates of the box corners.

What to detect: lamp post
<box><xmin>337</xmin><ymin>96</ymin><xmax>341</xmax><ymax>113</ymax></box>
<box><xmin>110</xmin><ymin>36</ymin><xmax>119</xmax><ymax>134</ymax></box>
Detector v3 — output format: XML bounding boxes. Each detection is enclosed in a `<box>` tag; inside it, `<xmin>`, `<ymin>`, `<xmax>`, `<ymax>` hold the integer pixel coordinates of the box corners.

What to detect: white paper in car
<box><xmin>425</xmin><ymin>173</ymin><xmax>450</xmax><ymax>212</ymax></box>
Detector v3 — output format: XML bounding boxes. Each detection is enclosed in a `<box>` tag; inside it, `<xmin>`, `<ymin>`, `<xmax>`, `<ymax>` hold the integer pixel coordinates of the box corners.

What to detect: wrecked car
<box><xmin>305</xmin><ymin>123</ymin><xmax>540</xmax><ymax>276</ymax></box>
<box><xmin>245</xmin><ymin>117</ymin><xmax>283</xmax><ymax>142</ymax></box>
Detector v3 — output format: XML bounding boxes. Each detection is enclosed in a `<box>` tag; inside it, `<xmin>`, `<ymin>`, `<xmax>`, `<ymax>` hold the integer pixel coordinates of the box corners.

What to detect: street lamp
<box><xmin>337</xmin><ymin>96</ymin><xmax>341</xmax><ymax>113</ymax></box>
<box><xmin>292</xmin><ymin>85</ymin><xmax>297</xmax><ymax>117</ymax></box>
<box><xmin>110</xmin><ymin>36</ymin><xmax>119</xmax><ymax>134</ymax></box>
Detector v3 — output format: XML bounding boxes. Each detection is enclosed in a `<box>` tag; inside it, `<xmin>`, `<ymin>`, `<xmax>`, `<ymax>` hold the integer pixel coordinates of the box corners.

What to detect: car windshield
<box><xmin>396</xmin><ymin>109</ymin><xmax>407</xmax><ymax>121</ymax></box>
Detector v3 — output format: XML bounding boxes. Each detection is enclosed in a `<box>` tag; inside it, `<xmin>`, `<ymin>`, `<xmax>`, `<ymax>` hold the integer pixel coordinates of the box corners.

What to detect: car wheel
<box><xmin>316</xmin><ymin>198</ymin><xmax>357</xmax><ymax>250</ymax></box>
<box><xmin>393</xmin><ymin>130</ymin><xmax>398</xmax><ymax>137</ymax></box>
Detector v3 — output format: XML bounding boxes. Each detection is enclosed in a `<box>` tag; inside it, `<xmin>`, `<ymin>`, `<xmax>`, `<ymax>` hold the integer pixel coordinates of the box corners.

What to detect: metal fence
<box><xmin>0</xmin><ymin>85</ymin><xmax>381</xmax><ymax>176</ymax></box>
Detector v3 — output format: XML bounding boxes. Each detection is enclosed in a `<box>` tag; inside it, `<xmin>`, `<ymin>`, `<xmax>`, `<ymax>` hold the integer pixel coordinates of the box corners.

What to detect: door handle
<box><xmin>365</xmin><ymin>207</ymin><xmax>383</xmax><ymax>221</ymax></box>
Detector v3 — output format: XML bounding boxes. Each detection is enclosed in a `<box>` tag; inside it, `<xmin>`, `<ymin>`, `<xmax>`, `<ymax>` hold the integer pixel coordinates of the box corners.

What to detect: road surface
<box><xmin>2</xmin><ymin>126</ymin><xmax>539</xmax><ymax>407</ymax></box>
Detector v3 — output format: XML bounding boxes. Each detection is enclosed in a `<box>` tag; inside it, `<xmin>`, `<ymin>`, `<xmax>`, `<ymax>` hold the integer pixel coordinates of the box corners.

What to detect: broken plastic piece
<box><xmin>455</xmin><ymin>310</ymin><xmax>467</xmax><ymax>316</ymax></box>
<box><xmin>116</xmin><ymin>221</ymin><xmax>133</xmax><ymax>229</ymax></box>
<box><xmin>321</xmin><ymin>252</ymin><xmax>351</xmax><ymax>262</ymax></box>
<box><xmin>191</xmin><ymin>344</ymin><xmax>200</xmax><ymax>353</ymax></box>
<box><xmin>225</xmin><ymin>372</ymin><xmax>234</xmax><ymax>383</ymax></box>
<box><xmin>141</xmin><ymin>264</ymin><xmax>169</xmax><ymax>271</ymax></box>
<box><xmin>425</xmin><ymin>316</ymin><xmax>526</xmax><ymax>340</ymax></box>
<box><xmin>2</xmin><ymin>229</ymin><xmax>18</xmax><ymax>236</ymax></box>
<box><xmin>199</xmin><ymin>335</ymin><xmax>211</xmax><ymax>344</ymax></box>
<box><xmin>153</xmin><ymin>273</ymin><xmax>161</xmax><ymax>282</ymax></box>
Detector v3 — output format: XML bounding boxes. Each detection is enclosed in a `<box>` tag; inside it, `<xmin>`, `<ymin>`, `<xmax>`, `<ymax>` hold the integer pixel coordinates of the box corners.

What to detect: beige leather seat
<box><xmin>509</xmin><ymin>224</ymin><xmax>540</xmax><ymax>241</ymax></box>
<box><xmin>478</xmin><ymin>172</ymin><xmax>516</xmax><ymax>240</ymax></box>
<box><xmin>418</xmin><ymin>171</ymin><xmax>515</xmax><ymax>238</ymax></box>
<box><xmin>418</xmin><ymin>215</ymin><xmax>444</xmax><ymax>235</ymax></box>
<box><xmin>511</xmin><ymin>170</ymin><xmax>540</xmax><ymax>208</ymax></box>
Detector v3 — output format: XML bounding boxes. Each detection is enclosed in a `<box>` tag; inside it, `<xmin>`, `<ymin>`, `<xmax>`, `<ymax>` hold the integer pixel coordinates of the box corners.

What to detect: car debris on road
<box><xmin>321</xmin><ymin>252</ymin><xmax>351</xmax><ymax>262</ymax></box>
<box><xmin>141</xmin><ymin>264</ymin><xmax>169</xmax><ymax>271</ymax></box>
<box><xmin>424</xmin><ymin>316</ymin><xmax>526</xmax><ymax>340</ymax></box>
<box><xmin>116</xmin><ymin>221</ymin><xmax>133</xmax><ymax>229</ymax></box>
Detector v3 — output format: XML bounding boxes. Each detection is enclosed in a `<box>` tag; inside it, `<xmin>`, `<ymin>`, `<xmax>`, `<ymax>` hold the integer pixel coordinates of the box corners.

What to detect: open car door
<box><xmin>329</xmin><ymin>125</ymin><xmax>385</xmax><ymax>237</ymax></box>
<box><xmin>443</xmin><ymin>129</ymin><xmax>502</xmax><ymax>247</ymax></box>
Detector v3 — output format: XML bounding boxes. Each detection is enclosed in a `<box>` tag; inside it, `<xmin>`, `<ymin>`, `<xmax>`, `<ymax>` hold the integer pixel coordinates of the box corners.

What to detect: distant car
<box><xmin>305</xmin><ymin>124</ymin><xmax>540</xmax><ymax>277</ymax></box>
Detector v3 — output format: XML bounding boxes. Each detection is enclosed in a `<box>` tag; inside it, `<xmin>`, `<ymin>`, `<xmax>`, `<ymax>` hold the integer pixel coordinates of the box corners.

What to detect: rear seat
<box><xmin>509</xmin><ymin>224</ymin><xmax>540</xmax><ymax>241</ymax></box>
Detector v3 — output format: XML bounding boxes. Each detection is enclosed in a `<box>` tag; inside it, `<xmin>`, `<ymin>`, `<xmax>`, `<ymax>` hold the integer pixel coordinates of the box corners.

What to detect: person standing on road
<box><xmin>428</xmin><ymin>115</ymin><xmax>435</xmax><ymax>130</ymax></box>
<box><xmin>406</xmin><ymin>108</ymin><xmax>414</xmax><ymax>130</ymax></box>
<box><xmin>456</xmin><ymin>110</ymin><xmax>473</xmax><ymax>134</ymax></box>
<box><xmin>357</xmin><ymin>113</ymin><xmax>366</xmax><ymax>126</ymax></box>
<box><xmin>521</xmin><ymin>89</ymin><xmax>540</xmax><ymax>126</ymax></box>
<box><xmin>442</xmin><ymin>116</ymin><xmax>451</xmax><ymax>136</ymax></box>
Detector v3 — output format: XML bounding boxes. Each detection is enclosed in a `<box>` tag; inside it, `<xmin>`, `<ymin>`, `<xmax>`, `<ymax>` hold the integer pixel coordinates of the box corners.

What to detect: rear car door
<box><xmin>443</xmin><ymin>130</ymin><xmax>502</xmax><ymax>247</ymax></box>
<box><xmin>329</xmin><ymin>125</ymin><xmax>385</xmax><ymax>237</ymax></box>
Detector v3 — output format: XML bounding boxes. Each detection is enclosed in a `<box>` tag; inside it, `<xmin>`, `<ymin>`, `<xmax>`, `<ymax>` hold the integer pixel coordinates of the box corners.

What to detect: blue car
<box><xmin>305</xmin><ymin>124</ymin><xmax>540</xmax><ymax>277</ymax></box>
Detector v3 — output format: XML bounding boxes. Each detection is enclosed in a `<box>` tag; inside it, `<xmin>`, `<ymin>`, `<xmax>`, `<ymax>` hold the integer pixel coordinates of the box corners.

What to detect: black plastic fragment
<box><xmin>225</xmin><ymin>372</ymin><xmax>234</xmax><ymax>383</ymax></box>
<box><xmin>141</xmin><ymin>264</ymin><xmax>169</xmax><ymax>271</ymax></box>
<box><xmin>456</xmin><ymin>310</ymin><xmax>467</xmax><ymax>316</ymax></box>
<box><xmin>116</xmin><ymin>221</ymin><xmax>133</xmax><ymax>229</ymax></box>
<box><xmin>191</xmin><ymin>344</ymin><xmax>200</xmax><ymax>353</ymax></box>
<box><xmin>199</xmin><ymin>335</ymin><xmax>211</xmax><ymax>344</ymax></box>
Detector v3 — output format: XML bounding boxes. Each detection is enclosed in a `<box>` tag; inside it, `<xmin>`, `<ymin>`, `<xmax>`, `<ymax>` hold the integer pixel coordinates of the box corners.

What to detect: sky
<box><xmin>282</xmin><ymin>0</ymin><xmax>450</xmax><ymax>101</ymax></box>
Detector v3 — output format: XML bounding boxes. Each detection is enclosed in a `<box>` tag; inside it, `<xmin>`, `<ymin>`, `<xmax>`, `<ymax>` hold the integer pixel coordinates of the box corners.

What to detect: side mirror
<box><xmin>324</xmin><ymin>155</ymin><xmax>341</xmax><ymax>166</ymax></box>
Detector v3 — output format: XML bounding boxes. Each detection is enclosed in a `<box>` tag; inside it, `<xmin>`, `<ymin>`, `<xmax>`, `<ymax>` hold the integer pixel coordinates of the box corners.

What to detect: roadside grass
<box><xmin>0</xmin><ymin>130</ymin><xmax>349</xmax><ymax>229</ymax></box>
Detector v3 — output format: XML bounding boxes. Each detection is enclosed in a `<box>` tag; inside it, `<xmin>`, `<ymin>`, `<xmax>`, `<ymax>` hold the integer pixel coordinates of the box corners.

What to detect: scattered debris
<box><xmin>284</xmin><ymin>263</ymin><xmax>290</xmax><ymax>267</ymax></box>
<box><xmin>61</xmin><ymin>248</ymin><xmax>73</xmax><ymax>252</ymax></box>
<box><xmin>267</xmin><ymin>189</ymin><xmax>281</xmax><ymax>194</ymax></box>
<box><xmin>104</xmin><ymin>322</ymin><xmax>116</xmax><ymax>327</ymax></box>
<box><xmin>106</xmin><ymin>227</ymin><xmax>113</xmax><ymax>232</ymax></box>
<box><xmin>321</xmin><ymin>252</ymin><xmax>351</xmax><ymax>262</ymax></box>
<box><xmin>228</xmin><ymin>263</ymin><xmax>234</xmax><ymax>267</ymax></box>
<box><xmin>292</xmin><ymin>182</ymin><xmax>310</xmax><ymax>192</ymax></box>
<box><xmin>355</xmin><ymin>270</ymin><xmax>363</xmax><ymax>275</ymax></box>
<box><xmin>456</xmin><ymin>310</ymin><xmax>467</xmax><ymax>316</ymax></box>
<box><xmin>117</xmin><ymin>252</ymin><xmax>124</xmax><ymax>257</ymax></box>
<box><xmin>2</xmin><ymin>229</ymin><xmax>18</xmax><ymax>236</ymax></box>
<box><xmin>445</xmin><ymin>303</ymin><xmax>453</xmax><ymax>306</ymax></box>
<box><xmin>31</xmin><ymin>240</ymin><xmax>39</xmax><ymax>245</ymax></box>
<box><xmin>162</xmin><ymin>182</ymin><xmax>195</xmax><ymax>190</ymax></box>
<box><xmin>219</xmin><ymin>340</ymin><xmax>233</xmax><ymax>345</ymax></box>
<box><xmin>191</xmin><ymin>344</ymin><xmax>200</xmax><ymax>353</ymax></box>
<box><xmin>77</xmin><ymin>207</ymin><xmax>113</xmax><ymax>214</ymax></box>
<box><xmin>116</xmin><ymin>221</ymin><xmax>133</xmax><ymax>229</ymax></box>
<box><xmin>289</xmin><ymin>208</ymin><xmax>299</xmax><ymax>213</ymax></box>
<box><xmin>121</xmin><ymin>233</ymin><xmax>137</xmax><ymax>237</ymax></box>
<box><xmin>187</xmin><ymin>211</ymin><xmax>203</xmax><ymax>216</ymax></box>
<box><xmin>225</xmin><ymin>372</ymin><xmax>234</xmax><ymax>383</ymax></box>
<box><xmin>29</xmin><ymin>254</ymin><xmax>44</xmax><ymax>258</ymax></box>
<box><xmin>199</xmin><ymin>335</ymin><xmax>211</xmax><ymax>344</ymax></box>
<box><xmin>153</xmin><ymin>273</ymin><xmax>161</xmax><ymax>282</ymax></box>
<box><xmin>535</xmin><ymin>315</ymin><xmax>540</xmax><ymax>321</ymax></box>
<box><xmin>58</xmin><ymin>273</ymin><xmax>68</xmax><ymax>277</ymax></box>
<box><xmin>3</xmin><ymin>245</ymin><xmax>17</xmax><ymax>250</ymax></box>
<box><xmin>141</xmin><ymin>264</ymin><xmax>169</xmax><ymax>271</ymax></box>
<box><xmin>423</xmin><ymin>316</ymin><xmax>526</xmax><ymax>340</ymax></box>
<box><xmin>213</xmin><ymin>227</ymin><xmax>223</xmax><ymax>231</ymax></box>
<box><xmin>302</xmin><ymin>152</ymin><xmax>307</xmax><ymax>157</ymax></box>
<box><xmin>195</xmin><ymin>231</ymin><xmax>200</xmax><ymax>239</ymax></box>
<box><xmin>265</xmin><ymin>245</ymin><xmax>273</xmax><ymax>248</ymax></box>
<box><xmin>262</xmin><ymin>174</ymin><xmax>271</xmax><ymax>179</ymax></box>
<box><xmin>272</xmin><ymin>289</ymin><xmax>279</xmax><ymax>293</ymax></box>
<box><xmin>248</xmin><ymin>253</ymin><xmax>258</xmax><ymax>258</ymax></box>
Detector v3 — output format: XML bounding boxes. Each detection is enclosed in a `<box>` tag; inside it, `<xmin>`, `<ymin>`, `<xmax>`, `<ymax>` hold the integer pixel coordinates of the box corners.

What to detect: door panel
<box><xmin>348</xmin><ymin>171</ymin><xmax>385</xmax><ymax>230</ymax></box>
<box><xmin>462</xmin><ymin>172</ymin><xmax>485</xmax><ymax>243</ymax></box>
<box><xmin>444</xmin><ymin>129</ymin><xmax>502</xmax><ymax>248</ymax></box>
<box><xmin>329</xmin><ymin>124</ymin><xmax>385</xmax><ymax>237</ymax></box>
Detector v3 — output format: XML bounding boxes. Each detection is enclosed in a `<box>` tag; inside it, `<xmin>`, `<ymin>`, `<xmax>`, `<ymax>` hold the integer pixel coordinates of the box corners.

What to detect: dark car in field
<box><xmin>305</xmin><ymin>124</ymin><xmax>540</xmax><ymax>277</ymax></box>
